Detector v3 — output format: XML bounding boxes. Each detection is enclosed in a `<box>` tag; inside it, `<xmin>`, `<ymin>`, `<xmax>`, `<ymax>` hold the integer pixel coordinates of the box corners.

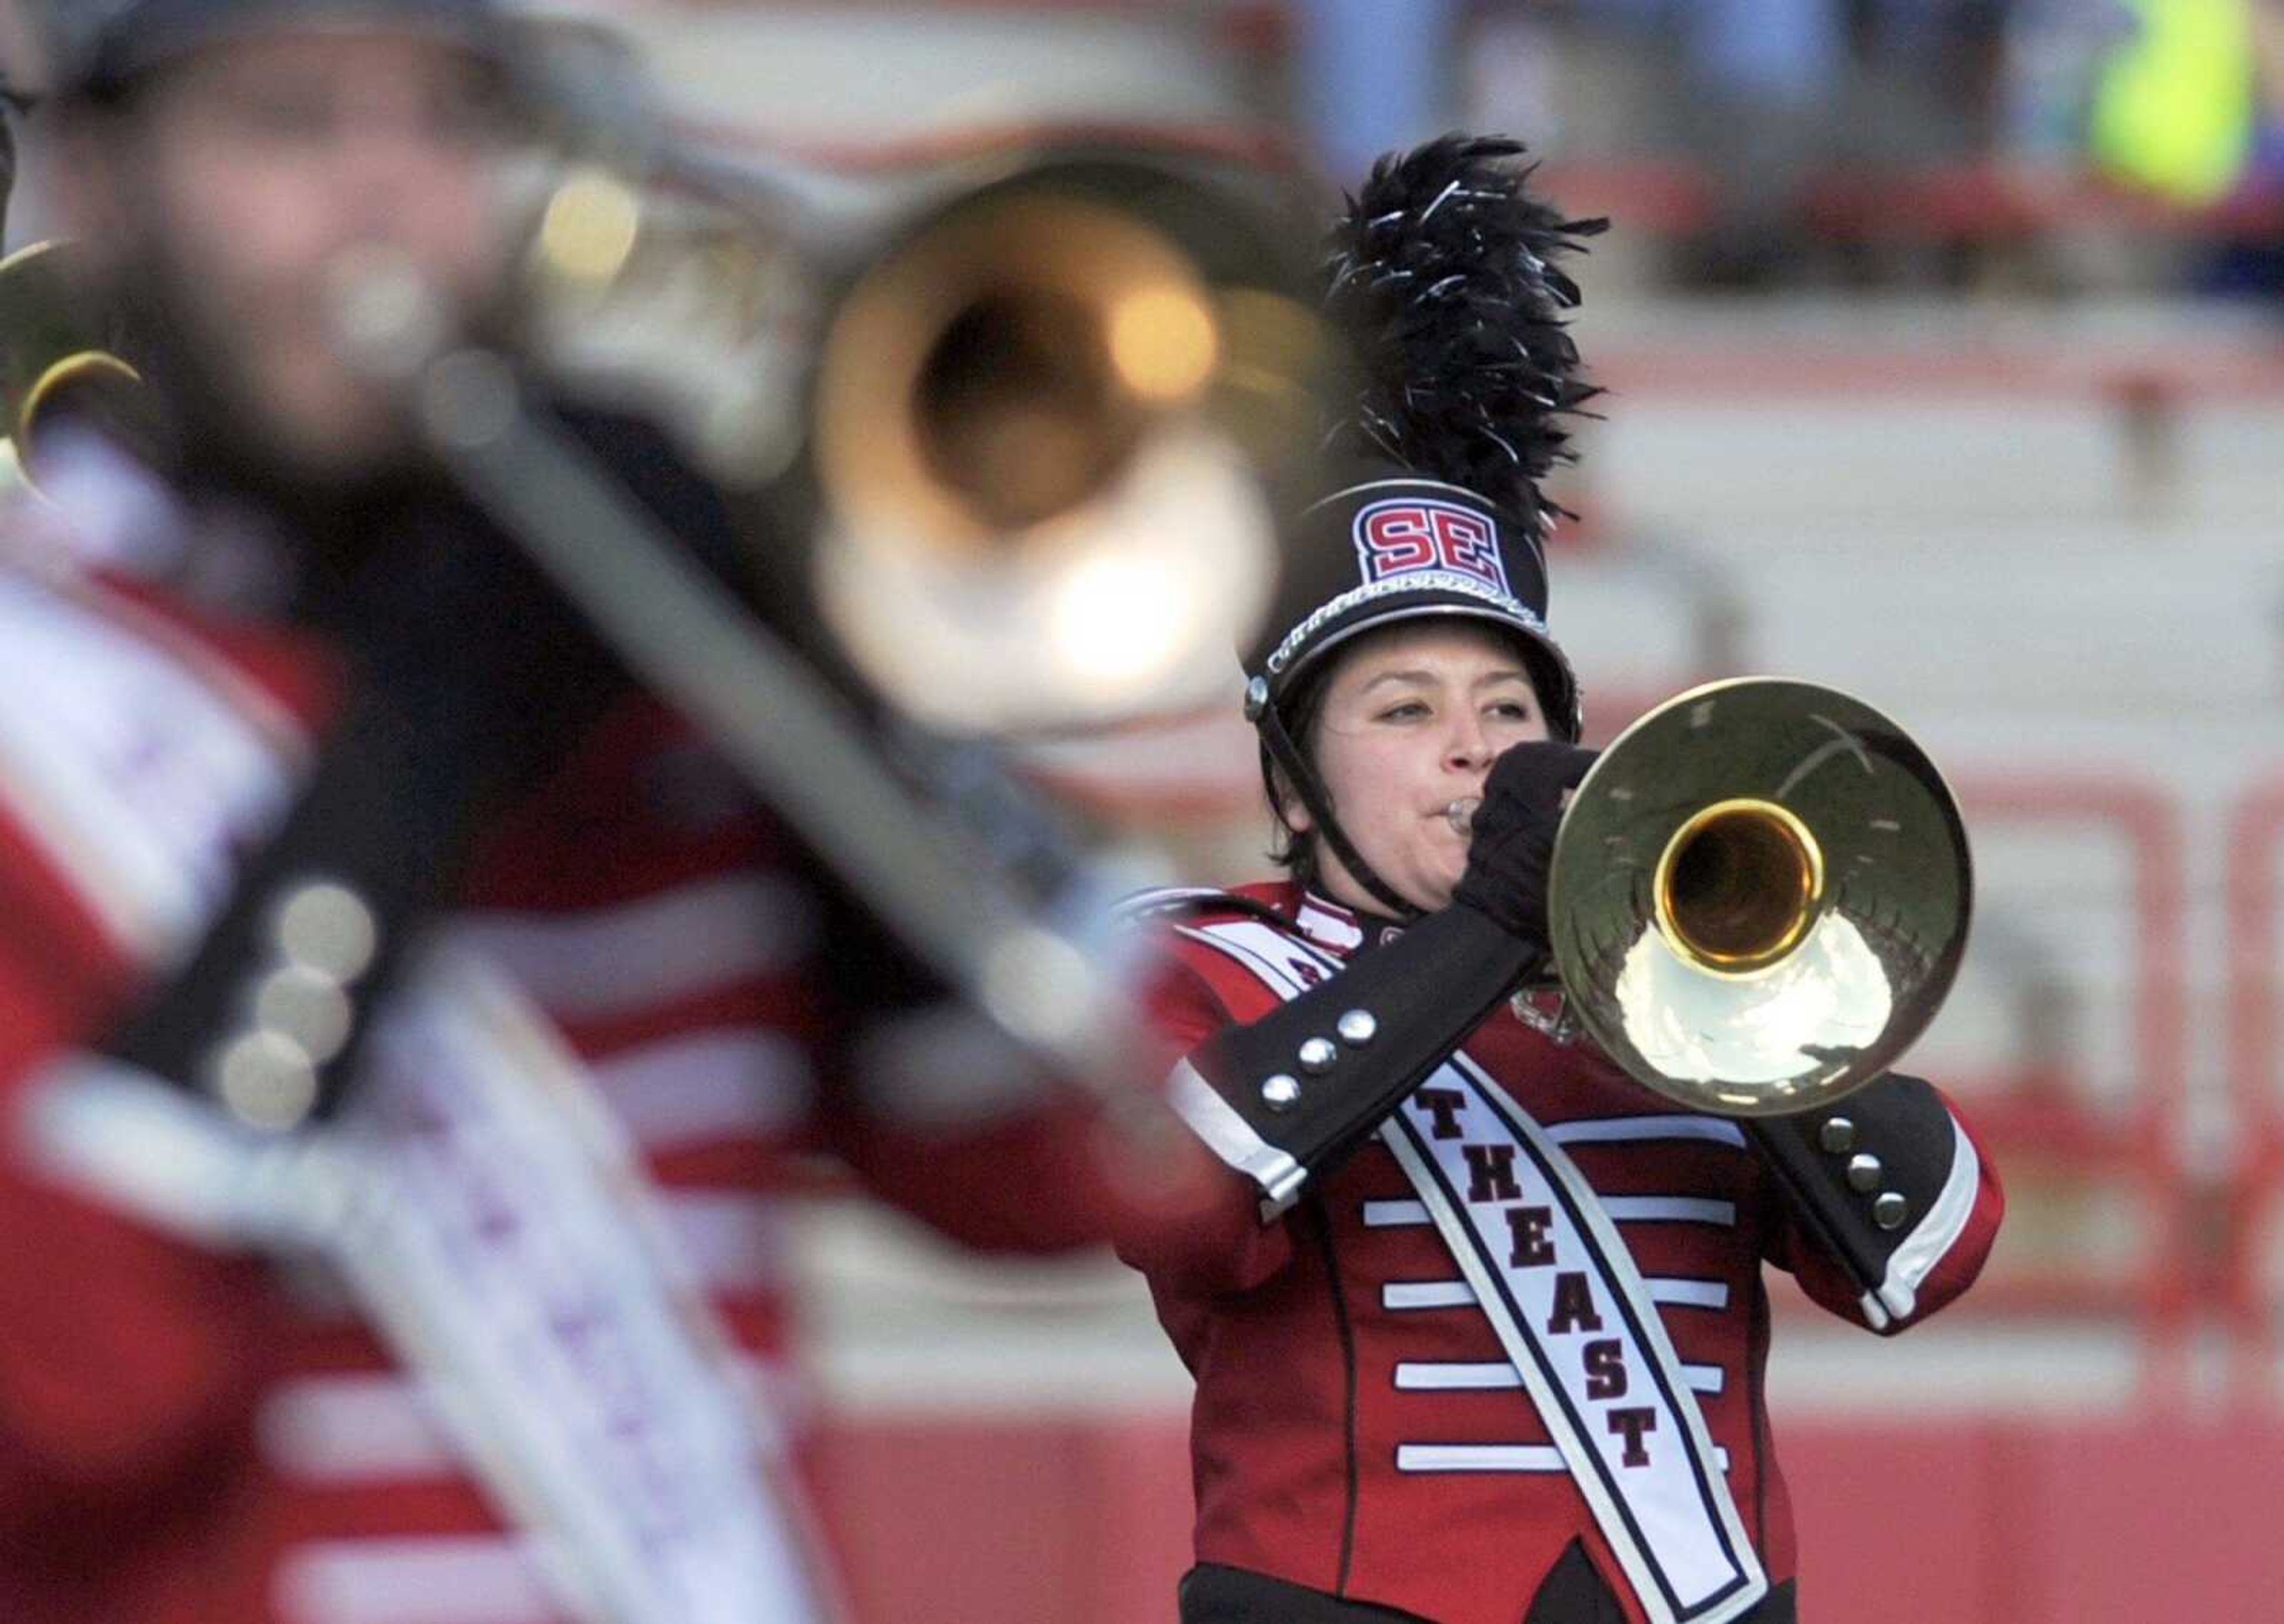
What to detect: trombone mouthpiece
<box><xmin>1444</xmin><ymin>797</ymin><xmax>1481</xmax><ymax>836</ymax></box>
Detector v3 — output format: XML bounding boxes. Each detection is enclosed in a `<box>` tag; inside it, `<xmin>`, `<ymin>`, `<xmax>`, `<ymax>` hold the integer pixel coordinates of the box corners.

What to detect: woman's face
<box><xmin>1291</xmin><ymin>620</ymin><xmax>1551</xmax><ymax>916</ymax></box>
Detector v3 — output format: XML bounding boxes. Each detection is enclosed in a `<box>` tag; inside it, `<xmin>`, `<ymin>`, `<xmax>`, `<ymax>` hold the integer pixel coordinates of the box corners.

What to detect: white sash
<box><xmin>327</xmin><ymin>952</ymin><xmax>839</xmax><ymax>1624</ymax></box>
<box><xmin>1182</xmin><ymin>917</ymin><xmax>1768</xmax><ymax>1624</ymax></box>
<box><xmin>1</xmin><ymin>554</ymin><xmax>832</xmax><ymax>1624</ymax></box>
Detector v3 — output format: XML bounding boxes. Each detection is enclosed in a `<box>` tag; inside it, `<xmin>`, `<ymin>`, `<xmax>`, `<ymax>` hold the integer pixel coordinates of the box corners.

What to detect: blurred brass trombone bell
<box><xmin>1539</xmin><ymin>678</ymin><xmax>1972</xmax><ymax>1119</ymax></box>
<box><xmin>0</xmin><ymin>240</ymin><xmax>142</xmax><ymax>488</ymax></box>
<box><xmin>526</xmin><ymin>149</ymin><xmax>1335</xmax><ymax>732</ymax></box>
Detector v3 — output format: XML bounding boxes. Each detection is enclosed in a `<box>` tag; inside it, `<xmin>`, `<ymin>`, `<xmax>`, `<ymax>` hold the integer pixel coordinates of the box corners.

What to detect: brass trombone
<box><xmin>807</xmin><ymin>156</ymin><xmax>1328</xmax><ymax>731</ymax></box>
<box><xmin>520</xmin><ymin>140</ymin><xmax>1335</xmax><ymax>732</ymax></box>
<box><xmin>1543</xmin><ymin>678</ymin><xmax>1972</xmax><ymax>1119</ymax></box>
<box><xmin>330</xmin><ymin>106</ymin><xmax>1347</xmax><ymax>1150</ymax></box>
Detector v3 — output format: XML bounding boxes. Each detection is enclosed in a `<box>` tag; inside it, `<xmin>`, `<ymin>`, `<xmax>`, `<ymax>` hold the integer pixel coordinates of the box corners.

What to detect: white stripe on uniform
<box><xmin>1646</xmin><ymin>1278</ymin><xmax>1732</xmax><ymax>1311</ymax></box>
<box><xmin>259</xmin><ymin>1372</ymin><xmax>458</xmax><ymax>1482</ymax></box>
<box><xmin>1386</xmin><ymin>1277</ymin><xmax>1733</xmax><ymax>1313</ymax></box>
<box><xmin>1383</xmin><ymin>1280</ymin><xmax>1476</xmax><ymax>1310</ymax></box>
<box><xmin>590</xmin><ymin>1029</ymin><xmax>817</xmax><ymax>1149</ymax></box>
<box><xmin>1362</xmin><ymin>1199</ymin><xmax>1430</xmax><ymax>1227</ymax></box>
<box><xmin>1396</xmin><ymin>1361</ymin><xmax>1726</xmax><ymax>1394</ymax></box>
<box><xmin>273</xmin><ymin>1537</ymin><xmax>556</xmax><ymax>1624</ymax></box>
<box><xmin>1397</xmin><ymin>1443</ymin><xmax>1565</xmax><ymax>1472</ymax></box>
<box><xmin>1873</xmin><ymin>1114</ymin><xmax>1983</xmax><ymax>1324</ymax></box>
<box><xmin>1548</xmin><ymin>1116</ymin><xmax>1748</xmax><ymax>1150</ymax></box>
<box><xmin>1399</xmin><ymin>1442</ymin><xmax>1733</xmax><ymax>1474</ymax></box>
<box><xmin>450</xmin><ymin>876</ymin><xmax>812</xmax><ymax>1022</ymax></box>
<box><xmin>259</xmin><ymin>1358</ymin><xmax>801</xmax><ymax>1487</ymax></box>
<box><xmin>1601</xmin><ymin>1196</ymin><xmax>1737</xmax><ymax>1227</ymax></box>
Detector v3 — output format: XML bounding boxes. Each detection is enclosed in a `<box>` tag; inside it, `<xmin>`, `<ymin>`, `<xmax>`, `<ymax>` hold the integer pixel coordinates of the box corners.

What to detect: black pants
<box><xmin>1178</xmin><ymin>1550</ymin><xmax>1800</xmax><ymax>1624</ymax></box>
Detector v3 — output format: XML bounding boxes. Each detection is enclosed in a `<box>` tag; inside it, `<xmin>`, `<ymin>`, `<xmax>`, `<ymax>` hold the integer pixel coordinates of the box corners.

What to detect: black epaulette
<box><xmin>1160</xmin><ymin>901</ymin><xmax>1539</xmax><ymax>1217</ymax></box>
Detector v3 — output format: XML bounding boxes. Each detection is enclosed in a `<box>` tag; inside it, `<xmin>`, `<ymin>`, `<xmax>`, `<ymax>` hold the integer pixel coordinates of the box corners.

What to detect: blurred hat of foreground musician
<box><xmin>0</xmin><ymin>6</ymin><xmax>1212</xmax><ymax>1624</ymax></box>
<box><xmin>1113</xmin><ymin>136</ymin><xmax>2005</xmax><ymax>1624</ymax></box>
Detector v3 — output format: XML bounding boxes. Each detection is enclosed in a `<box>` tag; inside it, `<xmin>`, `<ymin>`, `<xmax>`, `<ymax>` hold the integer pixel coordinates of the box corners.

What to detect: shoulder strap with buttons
<box><xmin>97</xmin><ymin>498</ymin><xmax>620</xmax><ymax>1126</ymax></box>
<box><xmin>1159</xmin><ymin>900</ymin><xmax>1542</xmax><ymax>1214</ymax></box>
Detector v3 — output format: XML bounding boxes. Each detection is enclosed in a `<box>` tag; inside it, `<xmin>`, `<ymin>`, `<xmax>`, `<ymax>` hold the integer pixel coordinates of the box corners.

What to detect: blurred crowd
<box><xmin>1305</xmin><ymin>0</ymin><xmax>2284</xmax><ymax>296</ymax></box>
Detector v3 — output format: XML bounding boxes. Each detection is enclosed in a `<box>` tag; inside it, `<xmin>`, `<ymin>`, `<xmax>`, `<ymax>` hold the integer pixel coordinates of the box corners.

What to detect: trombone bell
<box><xmin>808</xmin><ymin>158</ymin><xmax>1329</xmax><ymax>731</ymax></box>
<box><xmin>522</xmin><ymin>143</ymin><xmax>1330</xmax><ymax>732</ymax></box>
<box><xmin>818</xmin><ymin>195</ymin><xmax>1216</xmax><ymax>547</ymax></box>
<box><xmin>1547</xmin><ymin>679</ymin><xmax>1971</xmax><ymax>1118</ymax></box>
<box><xmin>1653</xmin><ymin>797</ymin><xmax>1824</xmax><ymax>974</ymax></box>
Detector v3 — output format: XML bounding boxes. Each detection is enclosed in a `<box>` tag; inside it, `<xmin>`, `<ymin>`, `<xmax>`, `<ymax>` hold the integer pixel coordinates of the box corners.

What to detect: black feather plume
<box><xmin>1324</xmin><ymin>134</ymin><xmax>1605</xmax><ymax>535</ymax></box>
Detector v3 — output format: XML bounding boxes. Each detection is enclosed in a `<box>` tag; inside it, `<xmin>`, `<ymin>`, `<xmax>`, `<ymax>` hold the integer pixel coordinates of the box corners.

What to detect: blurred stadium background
<box><xmin>14</xmin><ymin>2</ymin><xmax>2284</xmax><ymax>1619</ymax></box>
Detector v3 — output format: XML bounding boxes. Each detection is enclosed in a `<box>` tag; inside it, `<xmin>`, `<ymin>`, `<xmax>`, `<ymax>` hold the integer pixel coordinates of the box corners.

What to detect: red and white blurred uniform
<box><xmin>0</xmin><ymin>437</ymin><xmax>1156</xmax><ymax>1624</ymax></box>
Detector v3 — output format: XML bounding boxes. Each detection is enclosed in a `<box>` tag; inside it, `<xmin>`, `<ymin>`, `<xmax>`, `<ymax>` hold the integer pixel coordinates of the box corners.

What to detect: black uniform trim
<box><xmin>1180</xmin><ymin>1564</ymin><xmax>1435</xmax><ymax>1623</ymax></box>
<box><xmin>1306</xmin><ymin>1196</ymin><xmax>1362</xmax><ymax>1598</ymax></box>
<box><xmin>92</xmin><ymin>410</ymin><xmax>724</xmax><ymax>1120</ymax></box>
<box><xmin>1178</xmin><ymin>1554</ymin><xmax>1800</xmax><ymax>1624</ymax></box>
<box><xmin>1524</xmin><ymin>1542</ymin><xmax>1800</xmax><ymax>1624</ymax></box>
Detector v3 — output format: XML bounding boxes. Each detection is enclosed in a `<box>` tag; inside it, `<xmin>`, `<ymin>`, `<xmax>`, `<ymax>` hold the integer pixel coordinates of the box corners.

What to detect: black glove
<box><xmin>1450</xmin><ymin>741</ymin><xmax>1599</xmax><ymax>943</ymax></box>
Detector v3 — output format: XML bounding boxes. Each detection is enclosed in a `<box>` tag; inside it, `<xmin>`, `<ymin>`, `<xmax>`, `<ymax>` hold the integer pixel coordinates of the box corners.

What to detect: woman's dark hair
<box><xmin>1262</xmin><ymin>662</ymin><xmax>1335</xmax><ymax>888</ymax></box>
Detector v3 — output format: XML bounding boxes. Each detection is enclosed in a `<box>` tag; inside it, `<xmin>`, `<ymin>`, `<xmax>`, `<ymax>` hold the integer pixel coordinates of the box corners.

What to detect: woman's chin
<box><xmin>1413</xmin><ymin>872</ymin><xmax>1462</xmax><ymax>914</ymax></box>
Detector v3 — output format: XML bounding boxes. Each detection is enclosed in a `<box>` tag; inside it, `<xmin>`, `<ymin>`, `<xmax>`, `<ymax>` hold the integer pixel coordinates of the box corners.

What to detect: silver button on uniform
<box><xmin>252</xmin><ymin>965</ymin><xmax>355</xmax><ymax>1063</ymax></box>
<box><xmin>1261</xmin><ymin>1075</ymin><xmax>1302</xmax><ymax>1111</ymax></box>
<box><xmin>275</xmin><ymin>879</ymin><xmax>379</xmax><ymax>983</ymax></box>
<box><xmin>213</xmin><ymin>1031</ymin><xmax>319</xmax><ymax>1132</ymax></box>
<box><xmin>1845</xmin><ymin>1153</ymin><xmax>1884</xmax><ymax>1193</ymax></box>
<box><xmin>1818</xmin><ymin>1116</ymin><xmax>1857</xmax><ymax>1155</ymax></box>
<box><xmin>1297</xmin><ymin>1036</ymin><xmax>1338</xmax><ymax>1075</ymax></box>
<box><xmin>1335</xmin><ymin>1010</ymin><xmax>1378</xmax><ymax>1047</ymax></box>
<box><xmin>1872</xmin><ymin>1192</ymin><xmax>1910</xmax><ymax>1230</ymax></box>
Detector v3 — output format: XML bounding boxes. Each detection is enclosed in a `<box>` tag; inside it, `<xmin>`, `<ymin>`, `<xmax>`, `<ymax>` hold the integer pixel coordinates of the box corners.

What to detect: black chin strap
<box><xmin>1250</xmin><ymin>684</ymin><xmax>1424</xmax><ymax>923</ymax></box>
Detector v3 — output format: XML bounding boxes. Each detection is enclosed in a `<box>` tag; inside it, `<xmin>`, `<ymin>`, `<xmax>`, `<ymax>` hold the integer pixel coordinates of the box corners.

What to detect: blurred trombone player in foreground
<box><xmin>0</xmin><ymin>4</ymin><xmax>1233</xmax><ymax>1622</ymax></box>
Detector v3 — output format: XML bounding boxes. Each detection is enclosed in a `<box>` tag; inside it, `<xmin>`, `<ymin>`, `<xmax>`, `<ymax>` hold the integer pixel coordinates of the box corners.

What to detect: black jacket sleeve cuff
<box><xmin>1747</xmin><ymin>1071</ymin><xmax>1981</xmax><ymax>1328</ymax></box>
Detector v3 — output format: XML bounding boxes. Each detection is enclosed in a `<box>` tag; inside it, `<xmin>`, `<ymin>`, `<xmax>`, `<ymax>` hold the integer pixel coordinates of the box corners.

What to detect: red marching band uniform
<box><xmin>1121</xmin><ymin>881</ymin><xmax>2003</xmax><ymax>1624</ymax></box>
<box><xmin>0</xmin><ymin>432</ymin><xmax>1161</xmax><ymax>1624</ymax></box>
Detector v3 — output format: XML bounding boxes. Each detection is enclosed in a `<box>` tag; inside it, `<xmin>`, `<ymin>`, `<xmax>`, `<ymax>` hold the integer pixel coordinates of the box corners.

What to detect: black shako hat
<box><xmin>1245</xmin><ymin>134</ymin><xmax>1601</xmax><ymax>919</ymax></box>
<box><xmin>58</xmin><ymin>0</ymin><xmax>514</xmax><ymax>102</ymax></box>
<box><xmin>1243</xmin><ymin>463</ymin><xmax>1579</xmax><ymax>743</ymax></box>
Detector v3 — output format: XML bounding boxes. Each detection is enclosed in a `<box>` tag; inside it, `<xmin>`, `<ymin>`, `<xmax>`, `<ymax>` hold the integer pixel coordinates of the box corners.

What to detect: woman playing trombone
<box><xmin>1116</xmin><ymin>136</ymin><xmax>2004</xmax><ymax>1624</ymax></box>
